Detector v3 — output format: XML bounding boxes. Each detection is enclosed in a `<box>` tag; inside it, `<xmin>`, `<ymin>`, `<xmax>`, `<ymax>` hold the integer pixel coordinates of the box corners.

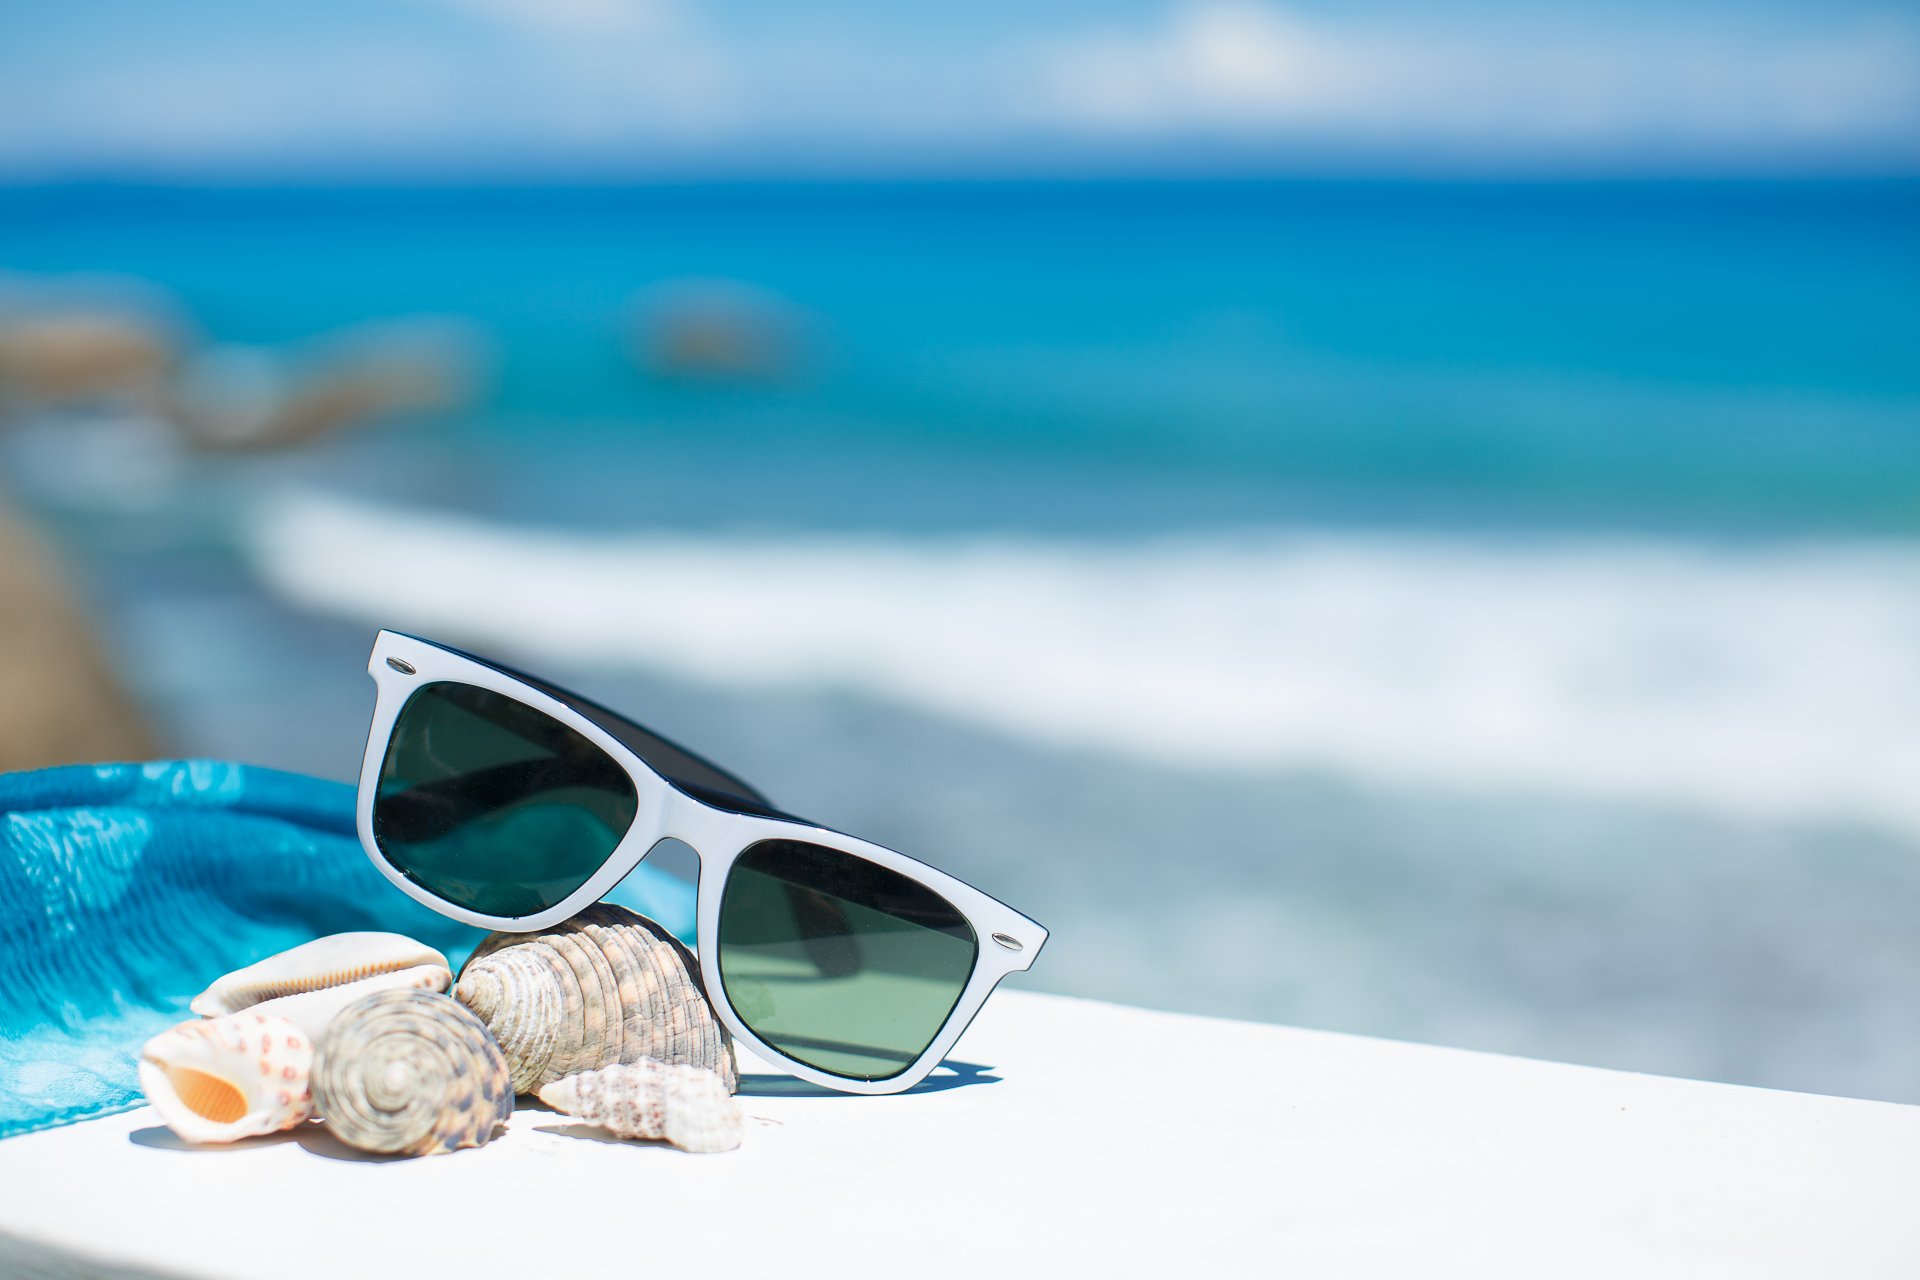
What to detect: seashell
<box><xmin>455</xmin><ymin>904</ymin><xmax>736</xmax><ymax>1096</ymax></box>
<box><xmin>246</xmin><ymin>967</ymin><xmax>452</xmax><ymax>1042</ymax></box>
<box><xmin>311</xmin><ymin>989</ymin><xmax>513</xmax><ymax>1157</ymax></box>
<box><xmin>538</xmin><ymin>1061</ymin><xmax>742</xmax><ymax>1153</ymax></box>
<box><xmin>139</xmin><ymin>1012</ymin><xmax>314</xmax><ymax>1144</ymax></box>
<box><xmin>191</xmin><ymin>933</ymin><xmax>451</xmax><ymax>1042</ymax></box>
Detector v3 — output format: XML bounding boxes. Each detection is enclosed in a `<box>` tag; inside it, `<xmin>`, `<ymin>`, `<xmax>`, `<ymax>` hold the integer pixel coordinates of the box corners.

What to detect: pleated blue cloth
<box><xmin>0</xmin><ymin>760</ymin><xmax>693</xmax><ymax>1140</ymax></box>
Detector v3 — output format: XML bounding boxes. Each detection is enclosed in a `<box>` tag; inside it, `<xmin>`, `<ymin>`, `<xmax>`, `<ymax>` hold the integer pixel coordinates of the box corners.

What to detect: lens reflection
<box><xmin>373</xmin><ymin>681</ymin><xmax>638</xmax><ymax>917</ymax></box>
<box><xmin>717</xmin><ymin>839</ymin><xmax>976</xmax><ymax>1080</ymax></box>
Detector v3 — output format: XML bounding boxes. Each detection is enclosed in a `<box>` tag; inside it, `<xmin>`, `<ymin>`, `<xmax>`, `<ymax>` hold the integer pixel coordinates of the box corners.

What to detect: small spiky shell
<box><xmin>311</xmin><ymin>990</ymin><xmax>513</xmax><ymax>1158</ymax></box>
<box><xmin>191</xmin><ymin>933</ymin><xmax>451</xmax><ymax>1041</ymax></box>
<box><xmin>139</xmin><ymin>1013</ymin><xmax>314</xmax><ymax>1144</ymax></box>
<box><xmin>455</xmin><ymin>905</ymin><xmax>736</xmax><ymax>1095</ymax></box>
<box><xmin>538</xmin><ymin>1061</ymin><xmax>742</xmax><ymax>1153</ymax></box>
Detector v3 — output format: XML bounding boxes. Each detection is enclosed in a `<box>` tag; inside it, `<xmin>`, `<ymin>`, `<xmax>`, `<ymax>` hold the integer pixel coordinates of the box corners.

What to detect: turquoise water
<box><xmin>6</xmin><ymin>179</ymin><xmax>1920</xmax><ymax>1102</ymax></box>
<box><xmin>5</xmin><ymin>179</ymin><xmax>1917</xmax><ymax>532</ymax></box>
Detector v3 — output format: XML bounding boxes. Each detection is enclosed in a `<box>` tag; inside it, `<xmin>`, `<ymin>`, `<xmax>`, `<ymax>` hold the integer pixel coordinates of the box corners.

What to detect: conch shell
<box><xmin>191</xmin><ymin>932</ymin><xmax>451</xmax><ymax>1040</ymax></box>
<box><xmin>139</xmin><ymin>1012</ymin><xmax>314</xmax><ymax>1144</ymax></box>
<box><xmin>455</xmin><ymin>905</ymin><xmax>736</xmax><ymax>1095</ymax></box>
<box><xmin>311</xmin><ymin>990</ymin><xmax>513</xmax><ymax>1157</ymax></box>
<box><xmin>538</xmin><ymin>1061</ymin><xmax>742</xmax><ymax>1153</ymax></box>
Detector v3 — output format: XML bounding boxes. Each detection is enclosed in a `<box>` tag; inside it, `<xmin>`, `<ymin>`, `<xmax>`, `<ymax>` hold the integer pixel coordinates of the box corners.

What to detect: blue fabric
<box><xmin>0</xmin><ymin>760</ymin><xmax>695</xmax><ymax>1140</ymax></box>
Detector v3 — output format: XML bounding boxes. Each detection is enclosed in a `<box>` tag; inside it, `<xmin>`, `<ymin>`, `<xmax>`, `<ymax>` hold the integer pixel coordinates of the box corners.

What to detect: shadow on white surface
<box><xmin>530</xmin><ymin>1121</ymin><xmax>690</xmax><ymax>1150</ymax></box>
<box><xmin>736</xmin><ymin>1057</ymin><xmax>1001</xmax><ymax>1098</ymax></box>
<box><xmin>126</xmin><ymin>1124</ymin><xmax>302</xmax><ymax>1155</ymax></box>
<box><xmin>127</xmin><ymin>1115</ymin><xmax>501</xmax><ymax>1163</ymax></box>
<box><xmin>290</xmin><ymin>1124</ymin><xmax>417</xmax><ymax>1163</ymax></box>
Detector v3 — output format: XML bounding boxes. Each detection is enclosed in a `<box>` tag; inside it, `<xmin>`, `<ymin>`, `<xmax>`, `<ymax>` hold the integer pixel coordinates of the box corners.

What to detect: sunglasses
<box><xmin>354</xmin><ymin>630</ymin><xmax>1047</xmax><ymax>1095</ymax></box>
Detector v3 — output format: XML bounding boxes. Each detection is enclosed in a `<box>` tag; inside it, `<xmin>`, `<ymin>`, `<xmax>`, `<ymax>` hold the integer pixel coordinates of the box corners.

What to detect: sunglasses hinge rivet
<box><xmin>386</xmin><ymin>657</ymin><xmax>417</xmax><ymax>675</ymax></box>
<box><xmin>991</xmin><ymin>932</ymin><xmax>1022</xmax><ymax>952</ymax></box>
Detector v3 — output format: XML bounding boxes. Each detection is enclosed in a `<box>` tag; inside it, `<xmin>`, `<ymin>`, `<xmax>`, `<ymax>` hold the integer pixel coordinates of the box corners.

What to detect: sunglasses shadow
<box><xmin>735</xmin><ymin>1057</ymin><xmax>1002</xmax><ymax>1099</ymax></box>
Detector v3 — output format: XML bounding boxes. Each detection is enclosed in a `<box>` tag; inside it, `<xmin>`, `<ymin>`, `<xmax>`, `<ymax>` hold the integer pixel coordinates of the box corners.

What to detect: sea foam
<box><xmin>249</xmin><ymin>491</ymin><xmax>1920</xmax><ymax>835</ymax></box>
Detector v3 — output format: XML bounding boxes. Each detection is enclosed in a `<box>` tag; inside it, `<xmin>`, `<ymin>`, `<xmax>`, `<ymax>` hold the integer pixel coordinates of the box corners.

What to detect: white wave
<box><xmin>249</xmin><ymin>490</ymin><xmax>1920</xmax><ymax>834</ymax></box>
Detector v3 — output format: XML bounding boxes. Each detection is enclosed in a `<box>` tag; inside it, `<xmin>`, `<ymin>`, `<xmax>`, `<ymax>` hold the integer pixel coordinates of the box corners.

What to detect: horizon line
<box><xmin>5</xmin><ymin>164</ymin><xmax>1919</xmax><ymax>192</ymax></box>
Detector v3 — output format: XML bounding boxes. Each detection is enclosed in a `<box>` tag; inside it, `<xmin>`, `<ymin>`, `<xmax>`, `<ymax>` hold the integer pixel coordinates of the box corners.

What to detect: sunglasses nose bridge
<box><xmin>649</xmin><ymin>786</ymin><xmax>738</xmax><ymax>865</ymax></box>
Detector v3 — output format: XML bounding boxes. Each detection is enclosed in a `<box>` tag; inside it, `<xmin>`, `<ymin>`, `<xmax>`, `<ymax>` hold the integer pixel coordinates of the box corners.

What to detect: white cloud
<box><xmin>0</xmin><ymin>0</ymin><xmax>1913</xmax><ymax>174</ymax></box>
<box><xmin>1038</xmin><ymin>5</ymin><xmax>1374</xmax><ymax>127</ymax></box>
<box><xmin>1027</xmin><ymin>2</ymin><xmax>1920</xmax><ymax>154</ymax></box>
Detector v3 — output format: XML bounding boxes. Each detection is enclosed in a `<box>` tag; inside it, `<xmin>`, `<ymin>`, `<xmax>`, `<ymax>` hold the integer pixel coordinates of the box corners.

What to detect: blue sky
<box><xmin>3</xmin><ymin>0</ymin><xmax>1916</xmax><ymax>178</ymax></box>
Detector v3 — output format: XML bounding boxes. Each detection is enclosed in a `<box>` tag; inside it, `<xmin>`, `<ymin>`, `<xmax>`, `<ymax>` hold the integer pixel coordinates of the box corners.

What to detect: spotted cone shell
<box><xmin>311</xmin><ymin>990</ymin><xmax>513</xmax><ymax>1157</ymax></box>
<box><xmin>455</xmin><ymin>904</ymin><xmax>736</xmax><ymax>1095</ymax></box>
<box><xmin>538</xmin><ymin>1060</ymin><xmax>742</xmax><ymax>1154</ymax></box>
<box><xmin>138</xmin><ymin>1012</ymin><xmax>314</xmax><ymax>1144</ymax></box>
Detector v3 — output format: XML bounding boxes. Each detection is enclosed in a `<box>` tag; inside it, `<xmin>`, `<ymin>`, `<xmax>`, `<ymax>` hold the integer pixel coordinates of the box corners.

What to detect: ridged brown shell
<box><xmin>454</xmin><ymin>904</ymin><xmax>737</xmax><ymax>1095</ymax></box>
<box><xmin>311</xmin><ymin>990</ymin><xmax>513</xmax><ymax>1157</ymax></box>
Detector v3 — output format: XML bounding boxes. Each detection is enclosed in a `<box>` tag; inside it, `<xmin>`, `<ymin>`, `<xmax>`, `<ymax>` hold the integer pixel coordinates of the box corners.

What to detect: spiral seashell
<box><xmin>311</xmin><ymin>990</ymin><xmax>513</xmax><ymax>1157</ymax></box>
<box><xmin>139</xmin><ymin>1012</ymin><xmax>314</xmax><ymax>1144</ymax></box>
<box><xmin>192</xmin><ymin>932</ymin><xmax>451</xmax><ymax>1040</ymax></box>
<box><xmin>538</xmin><ymin>1061</ymin><xmax>742</xmax><ymax>1153</ymax></box>
<box><xmin>455</xmin><ymin>904</ymin><xmax>736</xmax><ymax>1095</ymax></box>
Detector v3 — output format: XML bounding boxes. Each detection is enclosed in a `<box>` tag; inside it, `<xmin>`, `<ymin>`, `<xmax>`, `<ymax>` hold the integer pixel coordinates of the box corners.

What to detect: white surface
<box><xmin>1</xmin><ymin>991</ymin><xmax>1916</xmax><ymax>1279</ymax></box>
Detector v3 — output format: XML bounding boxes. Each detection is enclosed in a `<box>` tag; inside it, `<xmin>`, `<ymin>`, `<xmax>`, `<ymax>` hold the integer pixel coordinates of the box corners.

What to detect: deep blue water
<box><xmin>4</xmin><ymin>178</ymin><xmax>1918</xmax><ymax>533</ymax></box>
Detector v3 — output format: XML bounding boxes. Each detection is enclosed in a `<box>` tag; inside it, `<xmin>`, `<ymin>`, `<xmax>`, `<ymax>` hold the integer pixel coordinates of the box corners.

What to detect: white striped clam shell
<box><xmin>311</xmin><ymin>990</ymin><xmax>514</xmax><ymax>1158</ymax></box>
<box><xmin>139</xmin><ymin>1012</ymin><xmax>314</xmax><ymax>1144</ymax></box>
<box><xmin>455</xmin><ymin>904</ymin><xmax>736</xmax><ymax>1095</ymax></box>
<box><xmin>538</xmin><ymin>1061</ymin><xmax>742</xmax><ymax>1153</ymax></box>
<box><xmin>190</xmin><ymin>932</ymin><xmax>451</xmax><ymax>1040</ymax></box>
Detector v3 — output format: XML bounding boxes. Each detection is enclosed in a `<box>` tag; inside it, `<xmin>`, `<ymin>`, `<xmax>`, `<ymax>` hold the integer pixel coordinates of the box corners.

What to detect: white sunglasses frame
<box><xmin>355</xmin><ymin>629</ymin><xmax>1048</xmax><ymax>1096</ymax></box>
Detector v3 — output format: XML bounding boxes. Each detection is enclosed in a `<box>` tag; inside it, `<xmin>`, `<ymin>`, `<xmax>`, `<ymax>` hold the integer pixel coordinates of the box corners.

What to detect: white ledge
<box><xmin>1</xmin><ymin>991</ymin><xmax>1915</xmax><ymax>1278</ymax></box>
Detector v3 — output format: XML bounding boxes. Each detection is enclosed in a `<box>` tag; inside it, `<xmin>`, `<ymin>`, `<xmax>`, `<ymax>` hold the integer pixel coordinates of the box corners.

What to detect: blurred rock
<box><xmin>630</xmin><ymin>280</ymin><xmax>803</xmax><ymax>383</ymax></box>
<box><xmin>0</xmin><ymin>276</ymin><xmax>483</xmax><ymax>456</ymax></box>
<box><xmin>0</xmin><ymin>313</ymin><xmax>179</xmax><ymax>418</ymax></box>
<box><xmin>0</xmin><ymin>500</ymin><xmax>161</xmax><ymax>770</ymax></box>
<box><xmin>170</xmin><ymin>320</ymin><xmax>484</xmax><ymax>453</ymax></box>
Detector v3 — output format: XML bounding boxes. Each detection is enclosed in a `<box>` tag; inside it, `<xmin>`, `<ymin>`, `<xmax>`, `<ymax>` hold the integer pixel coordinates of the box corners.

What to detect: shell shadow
<box><xmin>290</xmin><ymin>1123</ymin><xmax>418</xmax><ymax>1163</ymax></box>
<box><xmin>530</xmin><ymin>1122</ymin><xmax>698</xmax><ymax>1153</ymax></box>
<box><xmin>514</xmin><ymin>1095</ymin><xmax>687</xmax><ymax>1148</ymax></box>
<box><xmin>127</xmin><ymin>1124</ymin><xmax>302</xmax><ymax>1153</ymax></box>
<box><xmin>735</xmin><ymin>1058</ymin><xmax>1001</xmax><ymax>1098</ymax></box>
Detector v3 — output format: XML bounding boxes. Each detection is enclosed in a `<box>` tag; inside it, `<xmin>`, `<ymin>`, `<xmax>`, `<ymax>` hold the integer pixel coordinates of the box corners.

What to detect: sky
<box><xmin>2</xmin><ymin>0</ymin><xmax>1917</xmax><ymax>179</ymax></box>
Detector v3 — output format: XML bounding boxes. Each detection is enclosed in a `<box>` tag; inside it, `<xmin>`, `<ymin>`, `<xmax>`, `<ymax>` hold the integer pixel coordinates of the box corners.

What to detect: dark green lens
<box><xmin>717</xmin><ymin>839</ymin><xmax>977</xmax><ymax>1081</ymax></box>
<box><xmin>373</xmin><ymin>681</ymin><xmax>639</xmax><ymax>918</ymax></box>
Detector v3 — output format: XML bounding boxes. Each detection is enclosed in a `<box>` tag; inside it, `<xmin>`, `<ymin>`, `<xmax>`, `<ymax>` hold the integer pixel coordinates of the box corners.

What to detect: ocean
<box><xmin>3</xmin><ymin>178</ymin><xmax>1918</xmax><ymax>1101</ymax></box>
